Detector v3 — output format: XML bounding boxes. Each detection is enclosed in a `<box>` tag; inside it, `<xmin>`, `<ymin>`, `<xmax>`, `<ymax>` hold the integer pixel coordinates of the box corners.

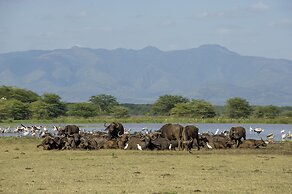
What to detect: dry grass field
<box><xmin>0</xmin><ymin>137</ymin><xmax>291</xmax><ymax>194</ymax></box>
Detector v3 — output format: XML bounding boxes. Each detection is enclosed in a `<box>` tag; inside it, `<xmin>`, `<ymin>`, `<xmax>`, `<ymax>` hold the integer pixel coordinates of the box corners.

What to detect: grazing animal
<box><xmin>229</xmin><ymin>126</ymin><xmax>246</xmax><ymax>147</ymax></box>
<box><xmin>58</xmin><ymin>125</ymin><xmax>80</xmax><ymax>136</ymax></box>
<box><xmin>103</xmin><ymin>139</ymin><xmax>119</xmax><ymax>149</ymax></box>
<box><xmin>104</xmin><ymin>122</ymin><xmax>124</xmax><ymax>139</ymax></box>
<box><xmin>182</xmin><ymin>125</ymin><xmax>200</xmax><ymax>151</ymax></box>
<box><xmin>200</xmin><ymin>133</ymin><xmax>233</xmax><ymax>149</ymax></box>
<box><xmin>150</xmin><ymin>137</ymin><xmax>175</xmax><ymax>150</ymax></box>
<box><xmin>239</xmin><ymin>139</ymin><xmax>267</xmax><ymax>149</ymax></box>
<box><xmin>158</xmin><ymin>123</ymin><xmax>184</xmax><ymax>150</ymax></box>
<box><xmin>37</xmin><ymin>136</ymin><xmax>58</xmax><ymax>150</ymax></box>
<box><xmin>124</xmin><ymin>136</ymin><xmax>151</xmax><ymax>150</ymax></box>
<box><xmin>116</xmin><ymin>134</ymin><xmax>129</xmax><ymax>149</ymax></box>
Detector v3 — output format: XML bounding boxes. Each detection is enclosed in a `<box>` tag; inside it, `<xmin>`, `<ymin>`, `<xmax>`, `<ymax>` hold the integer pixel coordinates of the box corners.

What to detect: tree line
<box><xmin>0</xmin><ymin>86</ymin><xmax>291</xmax><ymax>120</ymax></box>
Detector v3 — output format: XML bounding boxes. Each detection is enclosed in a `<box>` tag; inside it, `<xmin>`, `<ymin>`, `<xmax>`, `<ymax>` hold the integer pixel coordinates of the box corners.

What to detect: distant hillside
<box><xmin>0</xmin><ymin>44</ymin><xmax>292</xmax><ymax>105</ymax></box>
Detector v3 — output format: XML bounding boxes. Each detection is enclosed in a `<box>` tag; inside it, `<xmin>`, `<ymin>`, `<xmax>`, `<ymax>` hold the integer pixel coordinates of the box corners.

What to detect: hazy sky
<box><xmin>1</xmin><ymin>0</ymin><xmax>292</xmax><ymax>59</ymax></box>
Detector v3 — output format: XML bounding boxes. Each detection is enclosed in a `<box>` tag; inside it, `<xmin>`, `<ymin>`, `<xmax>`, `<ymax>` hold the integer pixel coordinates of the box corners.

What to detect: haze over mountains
<box><xmin>0</xmin><ymin>44</ymin><xmax>291</xmax><ymax>105</ymax></box>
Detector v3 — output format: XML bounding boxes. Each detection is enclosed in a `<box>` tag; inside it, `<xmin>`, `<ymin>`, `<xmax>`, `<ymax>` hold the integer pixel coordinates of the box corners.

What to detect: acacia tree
<box><xmin>151</xmin><ymin>95</ymin><xmax>189</xmax><ymax>115</ymax></box>
<box><xmin>29</xmin><ymin>101</ymin><xmax>50</xmax><ymax>119</ymax></box>
<box><xmin>111</xmin><ymin>105</ymin><xmax>129</xmax><ymax>118</ymax></box>
<box><xmin>42</xmin><ymin>93</ymin><xmax>66</xmax><ymax>118</ymax></box>
<box><xmin>253</xmin><ymin>105</ymin><xmax>280</xmax><ymax>119</ymax></box>
<box><xmin>225</xmin><ymin>97</ymin><xmax>252</xmax><ymax>118</ymax></box>
<box><xmin>29</xmin><ymin>93</ymin><xmax>65</xmax><ymax>119</ymax></box>
<box><xmin>171</xmin><ymin>99</ymin><xmax>216</xmax><ymax>118</ymax></box>
<box><xmin>0</xmin><ymin>99</ymin><xmax>31</xmax><ymax>120</ymax></box>
<box><xmin>67</xmin><ymin>103</ymin><xmax>97</xmax><ymax>118</ymax></box>
<box><xmin>89</xmin><ymin>94</ymin><xmax>119</xmax><ymax>113</ymax></box>
<box><xmin>0</xmin><ymin>86</ymin><xmax>39</xmax><ymax>103</ymax></box>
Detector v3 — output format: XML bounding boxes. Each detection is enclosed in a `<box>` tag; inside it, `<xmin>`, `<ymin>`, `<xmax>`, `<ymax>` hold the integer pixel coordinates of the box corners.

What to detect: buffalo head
<box><xmin>104</xmin><ymin>122</ymin><xmax>124</xmax><ymax>139</ymax></box>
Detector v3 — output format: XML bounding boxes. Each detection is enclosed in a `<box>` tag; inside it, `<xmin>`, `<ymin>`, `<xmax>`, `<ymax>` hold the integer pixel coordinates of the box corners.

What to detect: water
<box><xmin>1</xmin><ymin>123</ymin><xmax>292</xmax><ymax>141</ymax></box>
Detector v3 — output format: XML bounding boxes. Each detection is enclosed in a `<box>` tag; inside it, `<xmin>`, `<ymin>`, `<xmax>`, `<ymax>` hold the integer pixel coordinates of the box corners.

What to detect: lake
<box><xmin>1</xmin><ymin>123</ymin><xmax>292</xmax><ymax>141</ymax></box>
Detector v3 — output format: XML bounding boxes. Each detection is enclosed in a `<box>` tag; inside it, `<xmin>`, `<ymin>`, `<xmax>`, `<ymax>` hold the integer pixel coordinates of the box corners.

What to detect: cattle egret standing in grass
<box><xmin>206</xmin><ymin>142</ymin><xmax>213</xmax><ymax>149</ymax></box>
<box><xmin>124</xmin><ymin>143</ymin><xmax>129</xmax><ymax>150</ymax></box>
<box><xmin>137</xmin><ymin>144</ymin><xmax>142</xmax><ymax>150</ymax></box>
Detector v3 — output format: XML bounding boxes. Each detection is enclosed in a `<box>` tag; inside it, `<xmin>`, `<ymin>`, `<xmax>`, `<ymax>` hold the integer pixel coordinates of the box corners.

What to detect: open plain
<box><xmin>0</xmin><ymin>137</ymin><xmax>291</xmax><ymax>194</ymax></box>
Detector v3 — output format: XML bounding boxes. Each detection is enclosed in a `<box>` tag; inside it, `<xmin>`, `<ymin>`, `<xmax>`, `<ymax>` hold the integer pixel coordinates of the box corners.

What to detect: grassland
<box><xmin>0</xmin><ymin>137</ymin><xmax>292</xmax><ymax>194</ymax></box>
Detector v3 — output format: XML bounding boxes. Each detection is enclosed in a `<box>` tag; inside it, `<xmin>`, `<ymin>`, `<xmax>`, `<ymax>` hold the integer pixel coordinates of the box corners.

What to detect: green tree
<box><xmin>253</xmin><ymin>105</ymin><xmax>280</xmax><ymax>119</ymax></box>
<box><xmin>41</xmin><ymin>93</ymin><xmax>66</xmax><ymax>118</ymax></box>
<box><xmin>111</xmin><ymin>105</ymin><xmax>130</xmax><ymax>118</ymax></box>
<box><xmin>225</xmin><ymin>97</ymin><xmax>252</xmax><ymax>118</ymax></box>
<box><xmin>0</xmin><ymin>86</ymin><xmax>39</xmax><ymax>103</ymax></box>
<box><xmin>29</xmin><ymin>93</ymin><xmax>65</xmax><ymax>119</ymax></box>
<box><xmin>170</xmin><ymin>102</ymin><xmax>193</xmax><ymax>117</ymax></box>
<box><xmin>171</xmin><ymin>99</ymin><xmax>216</xmax><ymax>118</ymax></box>
<box><xmin>29</xmin><ymin>101</ymin><xmax>50</xmax><ymax>119</ymax></box>
<box><xmin>253</xmin><ymin>106</ymin><xmax>265</xmax><ymax>118</ymax></box>
<box><xmin>89</xmin><ymin>94</ymin><xmax>119</xmax><ymax>113</ymax></box>
<box><xmin>0</xmin><ymin>98</ymin><xmax>10</xmax><ymax>120</ymax></box>
<box><xmin>264</xmin><ymin>105</ymin><xmax>280</xmax><ymax>119</ymax></box>
<box><xmin>151</xmin><ymin>95</ymin><xmax>189</xmax><ymax>115</ymax></box>
<box><xmin>67</xmin><ymin>103</ymin><xmax>97</xmax><ymax>118</ymax></box>
<box><xmin>4</xmin><ymin>99</ymin><xmax>31</xmax><ymax>120</ymax></box>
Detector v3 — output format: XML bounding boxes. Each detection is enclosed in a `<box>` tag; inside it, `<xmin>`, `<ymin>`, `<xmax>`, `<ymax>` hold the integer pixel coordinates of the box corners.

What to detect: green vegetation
<box><xmin>225</xmin><ymin>97</ymin><xmax>252</xmax><ymax>119</ymax></box>
<box><xmin>0</xmin><ymin>138</ymin><xmax>291</xmax><ymax>193</ymax></box>
<box><xmin>171</xmin><ymin>99</ymin><xmax>216</xmax><ymax>118</ymax></box>
<box><xmin>151</xmin><ymin>95</ymin><xmax>189</xmax><ymax>115</ymax></box>
<box><xmin>1</xmin><ymin>86</ymin><xmax>292</xmax><ymax>124</ymax></box>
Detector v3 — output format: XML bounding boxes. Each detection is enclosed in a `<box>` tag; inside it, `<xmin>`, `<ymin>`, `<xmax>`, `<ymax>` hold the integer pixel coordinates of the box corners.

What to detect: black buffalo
<box><xmin>124</xmin><ymin>136</ymin><xmax>151</xmax><ymax>150</ymax></box>
<box><xmin>58</xmin><ymin>125</ymin><xmax>80</xmax><ymax>136</ymax></box>
<box><xmin>200</xmin><ymin>133</ymin><xmax>234</xmax><ymax>149</ymax></box>
<box><xmin>158</xmin><ymin>123</ymin><xmax>183</xmax><ymax>150</ymax></box>
<box><xmin>104</xmin><ymin>122</ymin><xmax>124</xmax><ymax>139</ymax></box>
<box><xmin>150</xmin><ymin>137</ymin><xmax>177</xmax><ymax>150</ymax></box>
<box><xmin>239</xmin><ymin>139</ymin><xmax>267</xmax><ymax>149</ymax></box>
<box><xmin>229</xmin><ymin>126</ymin><xmax>246</xmax><ymax>147</ymax></box>
<box><xmin>182</xmin><ymin>125</ymin><xmax>200</xmax><ymax>151</ymax></box>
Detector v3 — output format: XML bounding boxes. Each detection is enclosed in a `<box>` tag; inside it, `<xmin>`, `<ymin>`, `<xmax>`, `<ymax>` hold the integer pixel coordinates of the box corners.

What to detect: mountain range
<box><xmin>0</xmin><ymin>44</ymin><xmax>292</xmax><ymax>105</ymax></box>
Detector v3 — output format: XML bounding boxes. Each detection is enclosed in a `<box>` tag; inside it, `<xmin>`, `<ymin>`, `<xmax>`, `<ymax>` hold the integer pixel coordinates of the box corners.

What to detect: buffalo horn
<box><xmin>115</xmin><ymin>122</ymin><xmax>120</xmax><ymax>128</ymax></box>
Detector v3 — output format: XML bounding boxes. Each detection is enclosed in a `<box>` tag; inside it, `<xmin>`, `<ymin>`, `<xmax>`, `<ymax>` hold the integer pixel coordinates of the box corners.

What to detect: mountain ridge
<box><xmin>0</xmin><ymin>44</ymin><xmax>291</xmax><ymax>105</ymax></box>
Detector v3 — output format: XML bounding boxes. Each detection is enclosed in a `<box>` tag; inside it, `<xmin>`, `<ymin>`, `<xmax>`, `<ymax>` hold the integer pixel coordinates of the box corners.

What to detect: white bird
<box><xmin>4</xmin><ymin>126</ymin><xmax>11</xmax><ymax>133</ymax></box>
<box><xmin>215</xmin><ymin>129</ymin><xmax>220</xmax><ymax>135</ymax></box>
<box><xmin>281</xmin><ymin>130</ymin><xmax>287</xmax><ymax>141</ymax></box>
<box><xmin>23</xmin><ymin>130</ymin><xmax>30</xmax><ymax>136</ymax></box>
<box><xmin>267</xmin><ymin>133</ymin><xmax>274</xmax><ymax>139</ymax></box>
<box><xmin>137</xmin><ymin>144</ymin><xmax>142</xmax><ymax>150</ymax></box>
<box><xmin>206</xmin><ymin>142</ymin><xmax>213</xmax><ymax>149</ymax></box>
<box><xmin>250</xmin><ymin>126</ymin><xmax>264</xmax><ymax>134</ymax></box>
<box><xmin>124</xmin><ymin>143</ymin><xmax>129</xmax><ymax>150</ymax></box>
<box><xmin>142</xmin><ymin>127</ymin><xmax>149</xmax><ymax>134</ymax></box>
<box><xmin>265</xmin><ymin>133</ymin><xmax>274</xmax><ymax>144</ymax></box>
<box><xmin>124</xmin><ymin>128</ymin><xmax>131</xmax><ymax>135</ymax></box>
<box><xmin>169</xmin><ymin>144</ymin><xmax>172</xmax><ymax>150</ymax></box>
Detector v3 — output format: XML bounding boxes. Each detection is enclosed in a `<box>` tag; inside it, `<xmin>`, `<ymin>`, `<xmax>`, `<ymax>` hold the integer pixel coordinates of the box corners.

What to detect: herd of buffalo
<box><xmin>37</xmin><ymin>122</ymin><xmax>268</xmax><ymax>151</ymax></box>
